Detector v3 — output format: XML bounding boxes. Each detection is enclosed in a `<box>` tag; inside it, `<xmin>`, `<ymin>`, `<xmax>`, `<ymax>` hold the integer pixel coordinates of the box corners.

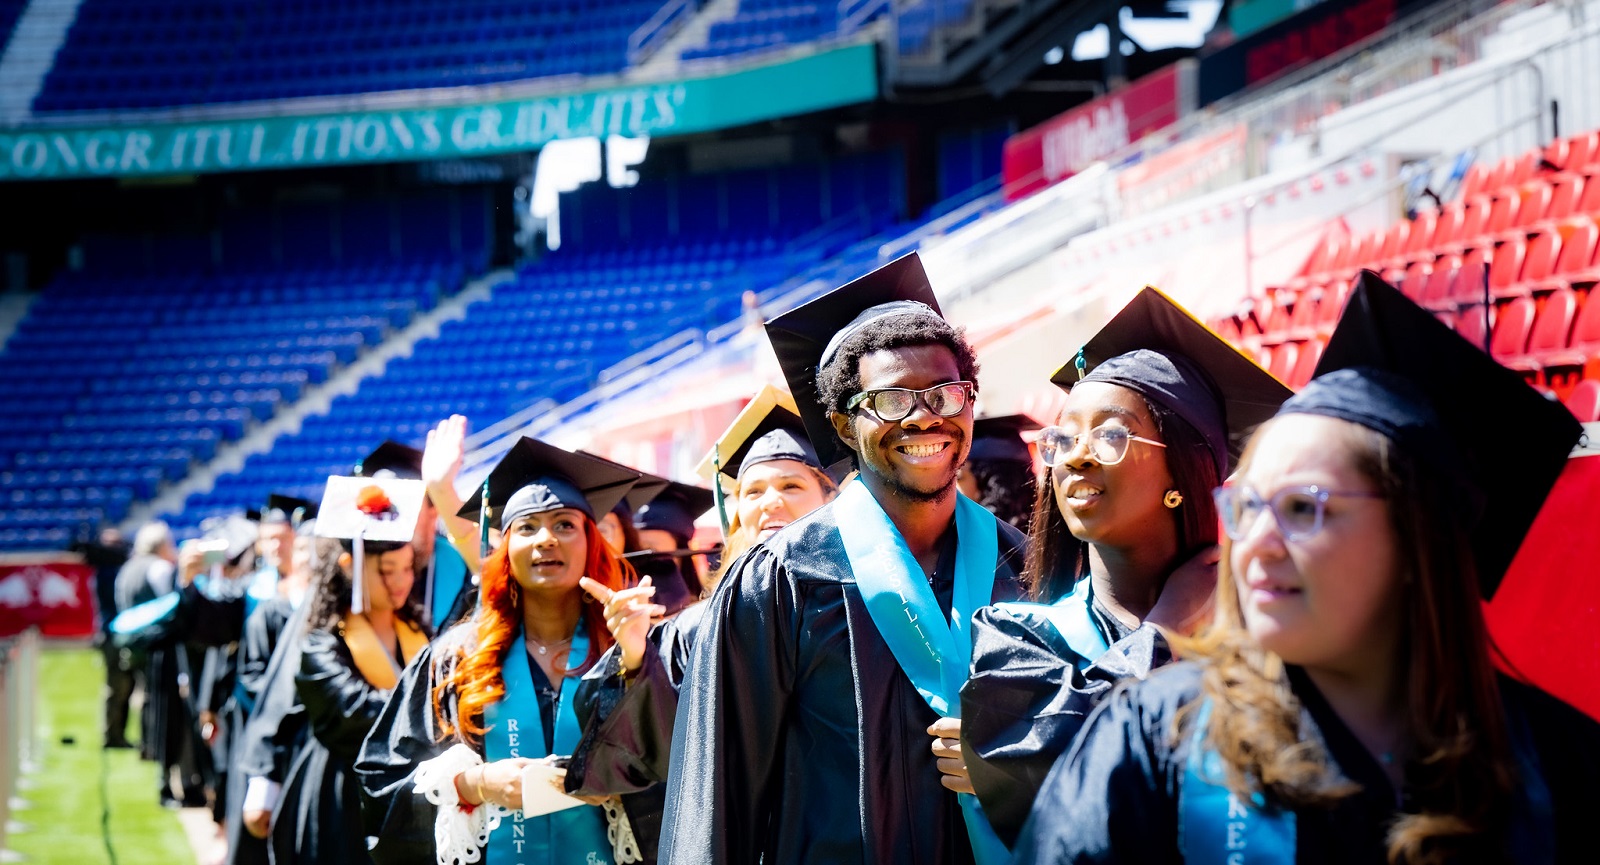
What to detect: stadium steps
<box><xmin>636</xmin><ymin>0</ymin><xmax>742</xmax><ymax>75</ymax></box>
<box><xmin>119</xmin><ymin>268</ymin><xmax>511</xmax><ymax>533</ymax></box>
<box><xmin>0</xmin><ymin>290</ymin><xmax>37</xmax><ymax>353</ymax></box>
<box><xmin>0</xmin><ymin>0</ymin><xmax>81</xmax><ymax>122</ymax></box>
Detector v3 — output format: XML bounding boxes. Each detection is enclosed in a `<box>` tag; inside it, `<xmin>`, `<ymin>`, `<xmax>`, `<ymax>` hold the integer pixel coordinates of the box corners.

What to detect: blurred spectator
<box><xmin>78</xmin><ymin>526</ymin><xmax>134</xmax><ymax>748</ymax></box>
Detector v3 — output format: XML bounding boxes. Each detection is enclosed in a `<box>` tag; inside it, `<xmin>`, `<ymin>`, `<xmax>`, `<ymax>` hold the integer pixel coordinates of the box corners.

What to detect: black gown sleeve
<box><xmin>296</xmin><ymin>629</ymin><xmax>394</xmax><ymax>763</ymax></box>
<box><xmin>1506</xmin><ymin>678</ymin><xmax>1600</xmax><ymax>861</ymax></box>
<box><xmin>657</xmin><ymin>548</ymin><xmax>797</xmax><ymax>865</ymax></box>
<box><xmin>961</xmin><ymin>606</ymin><xmax>1172</xmax><ymax>845</ymax></box>
<box><xmin>355</xmin><ymin>639</ymin><xmax>463</xmax><ymax>865</ymax></box>
<box><xmin>239</xmin><ymin>604</ymin><xmax>311</xmax><ymax>781</ymax></box>
<box><xmin>1011</xmin><ymin>664</ymin><xmax>1196</xmax><ymax>865</ymax></box>
<box><xmin>235</xmin><ymin>602</ymin><xmax>281</xmax><ymax>716</ymax></box>
<box><xmin>178</xmin><ymin>579</ymin><xmax>248</xmax><ymax>646</ymax></box>
<box><xmin>567</xmin><ymin>602</ymin><xmax>704</xmax><ymax>797</ymax></box>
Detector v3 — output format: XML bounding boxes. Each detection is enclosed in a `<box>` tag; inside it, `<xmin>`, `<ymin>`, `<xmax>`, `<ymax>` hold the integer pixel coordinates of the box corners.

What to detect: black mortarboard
<box><xmin>201</xmin><ymin>514</ymin><xmax>260</xmax><ymax>562</ymax></box>
<box><xmin>577</xmin><ymin>451</ymin><xmax>671</xmax><ymax>517</ymax></box>
<box><xmin>355</xmin><ymin>440</ymin><xmax>424</xmax><ymax>480</ymax></box>
<box><xmin>457</xmin><ymin>437</ymin><xmax>639</xmax><ymax>529</ymax></box>
<box><xmin>1282</xmin><ymin>271</ymin><xmax>1582</xmax><ymax>595</ymax></box>
<box><xmin>634</xmin><ymin>481</ymin><xmax>716</xmax><ymax>544</ymax></box>
<box><xmin>266</xmin><ymin>493</ymin><xmax>318</xmax><ymax>526</ymax></box>
<box><xmin>695</xmin><ymin>385</ymin><xmax>824</xmax><ymax>484</ymax></box>
<box><xmin>969</xmin><ymin>414</ymin><xmax>1041</xmax><ymax>463</ymax></box>
<box><xmin>765</xmin><ymin>252</ymin><xmax>946</xmax><ymax>472</ymax></box>
<box><xmin>1053</xmin><ymin>286</ymin><xmax>1292</xmax><ymax>477</ymax></box>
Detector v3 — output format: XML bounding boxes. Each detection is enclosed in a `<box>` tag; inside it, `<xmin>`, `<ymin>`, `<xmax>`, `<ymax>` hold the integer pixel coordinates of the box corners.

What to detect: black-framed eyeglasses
<box><xmin>1212</xmin><ymin>484</ymin><xmax>1385</xmax><ymax>542</ymax></box>
<box><xmin>845</xmin><ymin>381</ymin><xmax>975</xmax><ymax>423</ymax></box>
<box><xmin>1037</xmin><ymin>423</ymin><xmax>1167</xmax><ymax>467</ymax></box>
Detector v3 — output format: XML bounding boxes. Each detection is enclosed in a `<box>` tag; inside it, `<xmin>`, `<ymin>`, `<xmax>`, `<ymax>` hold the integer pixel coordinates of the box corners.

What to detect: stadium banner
<box><xmin>0</xmin><ymin>559</ymin><xmax>96</xmax><ymax>638</ymax></box>
<box><xmin>1197</xmin><ymin>0</ymin><xmax>1442</xmax><ymax>106</ymax></box>
<box><xmin>0</xmin><ymin>43</ymin><xmax>878</xmax><ymax>181</ymax></box>
<box><xmin>1115</xmin><ymin>124</ymin><xmax>1249</xmax><ymax>219</ymax></box>
<box><xmin>1000</xmin><ymin>62</ymin><xmax>1194</xmax><ymax>201</ymax></box>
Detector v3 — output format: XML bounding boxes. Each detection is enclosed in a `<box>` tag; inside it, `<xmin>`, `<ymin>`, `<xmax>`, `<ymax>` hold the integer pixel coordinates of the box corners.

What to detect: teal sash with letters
<box><xmin>1178</xmin><ymin>701</ymin><xmax>1296</xmax><ymax>865</ymax></box>
<box><xmin>481</xmin><ymin>626</ymin><xmax>611</xmax><ymax>865</ymax></box>
<box><xmin>833</xmin><ymin>482</ymin><xmax>1009</xmax><ymax>865</ymax></box>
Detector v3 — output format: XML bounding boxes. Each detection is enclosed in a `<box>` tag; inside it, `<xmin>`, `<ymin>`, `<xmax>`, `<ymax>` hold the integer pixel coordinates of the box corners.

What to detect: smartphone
<box><xmin>192</xmin><ymin>538</ymin><xmax>229</xmax><ymax>567</ymax></box>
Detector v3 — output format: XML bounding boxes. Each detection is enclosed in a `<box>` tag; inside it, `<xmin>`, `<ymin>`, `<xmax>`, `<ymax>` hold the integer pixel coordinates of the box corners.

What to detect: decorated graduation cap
<box><xmin>1282</xmin><ymin>271</ymin><xmax>1582</xmax><ymax>595</ymax></box>
<box><xmin>969</xmin><ymin>414</ymin><xmax>1041</xmax><ymax>463</ymax></box>
<box><xmin>457</xmin><ymin>437</ymin><xmax>640</xmax><ymax>534</ymax></box>
<box><xmin>200</xmin><ymin>513</ymin><xmax>260</xmax><ymax>563</ymax></box>
<box><xmin>1052</xmin><ymin>286</ymin><xmax>1293</xmax><ymax>478</ymax></box>
<box><xmin>635</xmin><ymin>480</ymin><xmax>717</xmax><ymax>545</ymax></box>
<box><xmin>316</xmin><ymin>475</ymin><xmax>428</xmax><ymax>615</ymax></box>
<box><xmin>765</xmin><ymin>252</ymin><xmax>946</xmax><ymax>473</ymax></box>
<box><xmin>265</xmin><ymin>493</ymin><xmax>318</xmax><ymax>527</ymax></box>
<box><xmin>694</xmin><ymin>385</ymin><xmax>824</xmax><ymax>484</ymax></box>
<box><xmin>355</xmin><ymin>440</ymin><xmax>425</xmax><ymax>480</ymax></box>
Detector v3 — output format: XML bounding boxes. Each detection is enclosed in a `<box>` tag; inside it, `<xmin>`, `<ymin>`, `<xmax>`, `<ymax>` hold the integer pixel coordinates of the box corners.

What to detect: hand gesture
<box><xmin>579</xmin><ymin>575</ymin><xmax>666</xmax><ymax>674</ymax></box>
<box><xmin>423</xmin><ymin>415</ymin><xmax>468</xmax><ymax>488</ymax></box>
<box><xmin>928</xmin><ymin>717</ymin><xmax>974</xmax><ymax>794</ymax></box>
<box><xmin>1145</xmin><ymin>545</ymin><xmax>1219</xmax><ymax>635</ymax></box>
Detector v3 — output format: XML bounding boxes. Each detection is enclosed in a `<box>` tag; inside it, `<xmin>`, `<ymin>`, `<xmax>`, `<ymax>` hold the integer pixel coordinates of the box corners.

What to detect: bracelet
<box><xmin>472</xmin><ymin>766</ymin><xmax>489</xmax><ymax>806</ymax></box>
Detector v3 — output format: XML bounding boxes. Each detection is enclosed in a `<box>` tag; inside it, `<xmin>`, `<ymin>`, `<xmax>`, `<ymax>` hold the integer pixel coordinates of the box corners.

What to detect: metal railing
<box><xmin>629</xmin><ymin>0</ymin><xmax>702</xmax><ymax>65</ymax></box>
<box><xmin>1</xmin><ymin>629</ymin><xmax>41</xmax><ymax>858</ymax></box>
<box><xmin>839</xmin><ymin>0</ymin><xmax>892</xmax><ymax>35</ymax></box>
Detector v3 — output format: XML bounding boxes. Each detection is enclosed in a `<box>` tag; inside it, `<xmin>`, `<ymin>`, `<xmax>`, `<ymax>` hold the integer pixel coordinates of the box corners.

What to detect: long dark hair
<box><xmin>968</xmin><ymin>458</ymin><xmax>1038</xmax><ymax>531</ymax></box>
<box><xmin>1022</xmin><ymin>396</ymin><xmax>1220</xmax><ymax>602</ymax></box>
<box><xmin>306</xmin><ymin>538</ymin><xmax>428</xmax><ymax>632</ymax></box>
<box><xmin>1179</xmin><ymin>419</ymin><xmax>1515</xmax><ymax>865</ymax></box>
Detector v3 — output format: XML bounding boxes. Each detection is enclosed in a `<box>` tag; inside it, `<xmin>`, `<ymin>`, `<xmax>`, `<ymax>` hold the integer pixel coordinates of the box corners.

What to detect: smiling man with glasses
<box><xmin>658</xmin><ymin>253</ymin><xmax>1027</xmax><ymax>865</ymax></box>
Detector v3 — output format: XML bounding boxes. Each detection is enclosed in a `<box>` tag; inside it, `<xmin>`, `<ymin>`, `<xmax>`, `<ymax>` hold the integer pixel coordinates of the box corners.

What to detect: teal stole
<box><xmin>993</xmin><ymin>577</ymin><xmax>1110</xmax><ymax>673</ymax></box>
<box><xmin>833</xmin><ymin>482</ymin><xmax>1010</xmax><ymax>865</ymax></box>
<box><xmin>1178</xmin><ymin>701</ymin><xmax>1296</xmax><ymax>864</ymax></box>
<box><xmin>429</xmin><ymin>535</ymin><xmax>470</xmax><ymax>632</ymax></box>
<box><xmin>244</xmin><ymin>565</ymin><xmax>278</xmax><ymax>618</ymax></box>
<box><xmin>481</xmin><ymin>625</ymin><xmax>612</xmax><ymax>865</ymax></box>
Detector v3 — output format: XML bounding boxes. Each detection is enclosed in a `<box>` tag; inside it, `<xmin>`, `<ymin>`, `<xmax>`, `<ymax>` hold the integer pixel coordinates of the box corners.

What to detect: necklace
<box><xmin>527</xmin><ymin>635</ymin><xmax>573</xmax><ymax>657</ymax></box>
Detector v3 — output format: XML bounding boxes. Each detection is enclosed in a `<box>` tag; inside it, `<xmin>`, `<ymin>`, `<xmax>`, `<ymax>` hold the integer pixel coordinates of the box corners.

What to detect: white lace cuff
<box><xmin>241</xmin><ymin>776</ymin><xmax>280</xmax><ymax>813</ymax></box>
<box><xmin>414</xmin><ymin>744</ymin><xmax>509</xmax><ymax>865</ymax></box>
<box><xmin>602</xmin><ymin>797</ymin><xmax>643</xmax><ymax>864</ymax></box>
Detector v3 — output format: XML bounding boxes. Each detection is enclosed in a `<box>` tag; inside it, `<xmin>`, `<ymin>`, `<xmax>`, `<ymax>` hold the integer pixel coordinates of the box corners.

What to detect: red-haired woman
<box><xmin>356</xmin><ymin>439</ymin><xmax>638</xmax><ymax>865</ymax></box>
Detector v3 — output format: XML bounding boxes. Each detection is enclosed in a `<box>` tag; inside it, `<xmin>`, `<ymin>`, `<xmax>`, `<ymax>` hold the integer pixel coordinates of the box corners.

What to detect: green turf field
<box><xmin>8</xmin><ymin>645</ymin><xmax>196</xmax><ymax>865</ymax></box>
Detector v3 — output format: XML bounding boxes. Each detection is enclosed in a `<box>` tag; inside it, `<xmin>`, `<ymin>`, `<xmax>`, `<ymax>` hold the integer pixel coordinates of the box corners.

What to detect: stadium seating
<box><xmin>34</xmin><ymin>0</ymin><xmax>664</xmax><ymax>111</ymax></box>
<box><xmin>681</xmin><ymin>0</ymin><xmax>886</xmax><ymax>62</ymax></box>
<box><xmin>164</xmin><ymin>150</ymin><xmax>913</xmax><ymax>533</ymax></box>
<box><xmin>1210</xmin><ymin>131</ymin><xmax>1600</xmax><ymax>401</ymax></box>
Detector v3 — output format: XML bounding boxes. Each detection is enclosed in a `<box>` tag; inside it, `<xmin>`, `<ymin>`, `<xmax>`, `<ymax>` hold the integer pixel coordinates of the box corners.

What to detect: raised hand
<box><xmin>422</xmin><ymin>414</ymin><xmax>468</xmax><ymax>487</ymax></box>
<box><xmin>579</xmin><ymin>575</ymin><xmax>666</xmax><ymax>674</ymax></box>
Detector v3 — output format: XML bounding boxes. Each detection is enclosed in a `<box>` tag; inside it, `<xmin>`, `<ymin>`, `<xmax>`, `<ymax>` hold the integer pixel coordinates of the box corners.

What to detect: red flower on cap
<box><xmin>356</xmin><ymin>485</ymin><xmax>394</xmax><ymax>516</ymax></box>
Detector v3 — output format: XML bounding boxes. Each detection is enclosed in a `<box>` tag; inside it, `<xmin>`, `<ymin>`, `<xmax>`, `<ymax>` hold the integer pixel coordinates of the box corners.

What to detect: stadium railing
<box><xmin>0</xmin><ymin>628</ymin><xmax>40</xmax><ymax>857</ymax></box>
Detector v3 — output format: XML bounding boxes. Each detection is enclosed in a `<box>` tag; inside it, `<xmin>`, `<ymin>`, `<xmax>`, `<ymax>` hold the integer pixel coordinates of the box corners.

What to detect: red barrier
<box><xmin>1001</xmin><ymin>64</ymin><xmax>1188</xmax><ymax>201</ymax></box>
<box><xmin>1487</xmin><ymin>454</ymin><xmax>1600</xmax><ymax>721</ymax></box>
<box><xmin>0</xmin><ymin>560</ymin><xmax>96</xmax><ymax>639</ymax></box>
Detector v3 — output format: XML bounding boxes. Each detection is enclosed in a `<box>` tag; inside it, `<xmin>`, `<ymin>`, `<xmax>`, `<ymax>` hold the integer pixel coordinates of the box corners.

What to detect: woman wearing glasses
<box><xmin>1013</xmin><ymin>276</ymin><xmax>1600</xmax><ymax>864</ymax></box>
<box><xmin>955</xmin><ymin>289</ymin><xmax>1290</xmax><ymax>844</ymax></box>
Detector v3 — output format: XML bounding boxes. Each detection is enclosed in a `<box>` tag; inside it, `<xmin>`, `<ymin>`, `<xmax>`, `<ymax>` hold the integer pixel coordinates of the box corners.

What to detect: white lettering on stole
<box><xmin>506</xmin><ymin>718</ymin><xmax>520</xmax><ymax>758</ymax></box>
<box><xmin>1225</xmin><ymin>792</ymin><xmax>1248</xmax><ymax>857</ymax></box>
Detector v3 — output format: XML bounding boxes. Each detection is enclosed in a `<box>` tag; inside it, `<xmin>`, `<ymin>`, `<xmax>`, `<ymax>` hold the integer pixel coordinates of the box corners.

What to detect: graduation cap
<box><xmin>355</xmin><ymin>440</ymin><xmax>424</xmax><ymax>480</ymax></box>
<box><xmin>577</xmin><ymin>451</ymin><xmax>672</xmax><ymax>517</ymax></box>
<box><xmin>457</xmin><ymin>437</ymin><xmax>640</xmax><ymax>532</ymax></box>
<box><xmin>1280</xmin><ymin>271</ymin><xmax>1582</xmax><ymax>595</ymax></box>
<box><xmin>1052</xmin><ymin>286</ymin><xmax>1293</xmax><ymax>477</ymax></box>
<box><xmin>694</xmin><ymin>385</ymin><xmax>823</xmax><ymax>484</ymax></box>
<box><xmin>265</xmin><ymin>493</ymin><xmax>318</xmax><ymax>527</ymax></box>
<box><xmin>315</xmin><ymin>475</ymin><xmax>428</xmax><ymax>615</ymax></box>
<box><xmin>634</xmin><ymin>480</ymin><xmax>717</xmax><ymax>545</ymax></box>
<box><xmin>199</xmin><ymin>514</ymin><xmax>259</xmax><ymax>563</ymax></box>
<box><xmin>969</xmin><ymin>414</ymin><xmax>1042</xmax><ymax>463</ymax></box>
<box><xmin>765</xmin><ymin>252</ymin><xmax>946</xmax><ymax>473</ymax></box>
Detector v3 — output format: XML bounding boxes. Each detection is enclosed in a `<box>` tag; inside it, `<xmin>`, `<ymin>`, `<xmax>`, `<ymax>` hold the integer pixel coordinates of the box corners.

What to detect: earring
<box><xmin>1163</xmin><ymin>490</ymin><xmax>1184</xmax><ymax>509</ymax></box>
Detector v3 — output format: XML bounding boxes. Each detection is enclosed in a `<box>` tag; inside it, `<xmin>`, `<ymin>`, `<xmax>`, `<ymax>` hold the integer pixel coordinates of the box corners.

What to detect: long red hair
<box><xmin>434</xmin><ymin>515</ymin><xmax>634</xmax><ymax>744</ymax></box>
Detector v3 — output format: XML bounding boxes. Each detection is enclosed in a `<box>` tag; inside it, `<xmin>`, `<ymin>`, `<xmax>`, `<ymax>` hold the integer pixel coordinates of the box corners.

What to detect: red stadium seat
<box><xmin>1504</xmin><ymin>288</ymin><xmax>1578</xmax><ymax>378</ymax></box>
<box><xmin>1516</xmin><ymin>230</ymin><xmax>1562</xmax><ymax>291</ymax></box>
<box><xmin>1451</xmin><ymin>248</ymin><xmax>1492</xmax><ymax>308</ymax></box>
<box><xmin>1542</xmin><ymin>218</ymin><xmax>1600</xmax><ymax>289</ymax></box>
<box><xmin>1485</xmin><ymin>157</ymin><xmax>1514</xmax><ymax>195</ymax></box>
<box><xmin>1287</xmin><ymin>293</ymin><xmax>1319</xmax><ymax>342</ymax></box>
<box><xmin>1488</xmin><ymin>237</ymin><xmax>1528</xmax><ymax>299</ymax></box>
<box><xmin>1253</xmin><ymin>345</ymin><xmax>1273</xmax><ymax>370</ymax></box>
<box><xmin>1420</xmin><ymin>257</ymin><xmax>1455</xmax><ymax>309</ymax></box>
<box><xmin>1541</xmin><ymin>289</ymin><xmax>1600</xmax><ymax>379</ymax></box>
<box><xmin>1445</xmin><ymin>196</ymin><xmax>1493</xmax><ymax>251</ymax></box>
<box><xmin>1400</xmin><ymin>260</ymin><xmax>1433</xmax><ymax>301</ymax></box>
<box><xmin>1507</xmin><ymin>150</ymin><xmax>1540</xmax><ymax>188</ymax></box>
<box><xmin>1288</xmin><ymin>338</ymin><xmax>1323</xmax><ymax>388</ymax></box>
<box><xmin>1456</xmin><ymin>303</ymin><xmax>1491</xmax><ymax>351</ymax></box>
<box><xmin>1268</xmin><ymin>342</ymin><xmax>1299</xmax><ymax>382</ymax></box>
<box><xmin>1212</xmin><ymin>317</ymin><xmax>1242</xmax><ymax>346</ymax></box>
<box><xmin>1432</xmin><ymin>202</ymin><xmax>1468</xmax><ymax>250</ymax></box>
<box><xmin>1544</xmin><ymin>138</ymin><xmax>1572</xmax><ymax>175</ymax></box>
<box><xmin>1489</xmin><ymin>296</ymin><xmax>1536</xmax><ymax>360</ymax></box>
<box><xmin>1483</xmin><ymin>193</ymin><xmax>1519</xmax><ymax>237</ymax></box>
<box><xmin>1580</xmin><ymin>176</ymin><xmax>1600</xmax><ymax>215</ymax></box>
<box><xmin>1259</xmin><ymin>298</ymin><xmax>1295</xmax><ymax>346</ymax></box>
<box><xmin>1377</xmin><ymin>221</ymin><xmax>1409</xmax><ymax>264</ymax></box>
<box><xmin>1402</xmin><ymin>209</ymin><xmax>1439</xmax><ymax>261</ymax></box>
<box><xmin>1565</xmin><ymin>379</ymin><xmax>1600</xmax><ymax>422</ymax></box>
<box><xmin>1506</xmin><ymin>182</ymin><xmax>1551</xmax><ymax>236</ymax></box>
<box><xmin>1461</xmin><ymin>164</ymin><xmax>1491</xmax><ymax>199</ymax></box>
<box><xmin>1567</xmin><ymin>131</ymin><xmax>1600</xmax><ymax>175</ymax></box>
<box><xmin>1542</xmin><ymin>176</ymin><xmax>1583</xmax><ymax>225</ymax></box>
<box><xmin>1314</xmin><ymin>280</ymin><xmax>1350</xmax><ymax>336</ymax></box>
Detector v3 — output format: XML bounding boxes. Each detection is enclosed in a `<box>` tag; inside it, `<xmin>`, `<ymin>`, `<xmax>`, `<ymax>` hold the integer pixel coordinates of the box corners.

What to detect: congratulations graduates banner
<box><xmin>0</xmin><ymin>43</ymin><xmax>878</xmax><ymax>181</ymax></box>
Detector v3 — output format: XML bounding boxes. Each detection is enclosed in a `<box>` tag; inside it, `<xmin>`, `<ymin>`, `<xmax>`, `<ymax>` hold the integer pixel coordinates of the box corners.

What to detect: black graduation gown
<box><xmin>1012</xmin><ymin>662</ymin><xmax>1600</xmax><ymax>865</ymax></box>
<box><xmin>566</xmin><ymin>603</ymin><xmax>706</xmax><ymax>863</ymax></box>
<box><xmin>959</xmin><ymin>593</ymin><xmax>1170</xmax><ymax>845</ymax></box>
<box><xmin>226</xmin><ymin>595</ymin><xmax>297</xmax><ymax>865</ymax></box>
<box><xmin>271</xmin><ymin>627</ymin><xmax>396</xmax><ymax>865</ymax></box>
<box><xmin>657</xmin><ymin>500</ymin><xmax>1027</xmax><ymax>865</ymax></box>
<box><xmin>353</xmin><ymin>623</ymin><xmax>564</xmax><ymax>865</ymax></box>
<box><xmin>239</xmin><ymin>601</ymin><xmax>313</xmax><ymax>788</ymax></box>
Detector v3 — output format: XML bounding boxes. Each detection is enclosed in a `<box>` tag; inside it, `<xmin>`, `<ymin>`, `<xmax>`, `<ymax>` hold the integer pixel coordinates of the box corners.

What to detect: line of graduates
<box><xmin>117</xmin><ymin>251</ymin><xmax>1600</xmax><ymax>865</ymax></box>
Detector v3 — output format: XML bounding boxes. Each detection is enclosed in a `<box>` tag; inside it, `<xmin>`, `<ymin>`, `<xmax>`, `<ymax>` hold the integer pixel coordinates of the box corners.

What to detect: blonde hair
<box><xmin>702</xmin><ymin>464</ymin><xmax>838</xmax><ymax>593</ymax></box>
